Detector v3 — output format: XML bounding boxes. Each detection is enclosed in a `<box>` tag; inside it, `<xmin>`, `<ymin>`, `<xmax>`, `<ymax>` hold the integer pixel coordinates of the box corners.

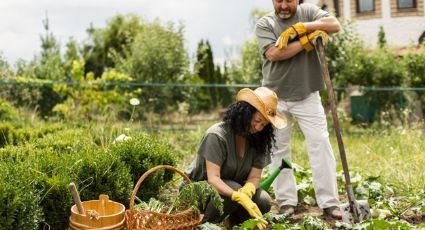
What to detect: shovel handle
<box><xmin>316</xmin><ymin>38</ymin><xmax>360</xmax><ymax>223</ymax></box>
<box><xmin>69</xmin><ymin>182</ymin><xmax>85</xmax><ymax>215</ymax></box>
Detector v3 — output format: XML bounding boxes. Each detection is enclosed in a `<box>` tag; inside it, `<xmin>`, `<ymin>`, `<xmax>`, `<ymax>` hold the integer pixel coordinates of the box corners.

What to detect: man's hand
<box><xmin>299</xmin><ymin>35</ymin><xmax>314</xmax><ymax>52</ymax></box>
<box><xmin>231</xmin><ymin>191</ymin><xmax>268</xmax><ymax>229</ymax></box>
<box><xmin>275</xmin><ymin>22</ymin><xmax>307</xmax><ymax>49</ymax></box>
<box><xmin>238</xmin><ymin>182</ymin><xmax>256</xmax><ymax>199</ymax></box>
<box><xmin>308</xmin><ymin>30</ymin><xmax>329</xmax><ymax>47</ymax></box>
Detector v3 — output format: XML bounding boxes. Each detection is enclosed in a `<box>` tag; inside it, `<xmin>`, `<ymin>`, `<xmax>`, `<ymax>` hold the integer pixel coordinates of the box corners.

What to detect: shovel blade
<box><xmin>339</xmin><ymin>200</ymin><xmax>371</xmax><ymax>223</ymax></box>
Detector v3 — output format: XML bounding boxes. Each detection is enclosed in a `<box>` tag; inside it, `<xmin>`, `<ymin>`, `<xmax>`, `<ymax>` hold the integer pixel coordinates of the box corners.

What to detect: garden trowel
<box><xmin>316</xmin><ymin>38</ymin><xmax>371</xmax><ymax>223</ymax></box>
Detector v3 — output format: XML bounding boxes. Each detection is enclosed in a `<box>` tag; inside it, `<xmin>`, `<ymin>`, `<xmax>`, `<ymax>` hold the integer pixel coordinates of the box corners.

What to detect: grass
<box><xmin>283</xmin><ymin>125</ymin><xmax>424</xmax><ymax>196</ymax></box>
<box><xmin>162</xmin><ymin>118</ymin><xmax>424</xmax><ymax>196</ymax></box>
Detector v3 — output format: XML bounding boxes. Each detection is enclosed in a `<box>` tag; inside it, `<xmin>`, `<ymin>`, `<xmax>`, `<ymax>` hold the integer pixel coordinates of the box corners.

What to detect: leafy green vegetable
<box><xmin>134</xmin><ymin>197</ymin><xmax>165</xmax><ymax>212</ymax></box>
<box><xmin>169</xmin><ymin>181</ymin><xmax>223</xmax><ymax>215</ymax></box>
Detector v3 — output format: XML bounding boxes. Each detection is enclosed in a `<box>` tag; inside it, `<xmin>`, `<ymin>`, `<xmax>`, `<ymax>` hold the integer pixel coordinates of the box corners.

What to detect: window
<box><xmin>397</xmin><ymin>0</ymin><xmax>416</xmax><ymax>8</ymax></box>
<box><xmin>357</xmin><ymin>0</ymin><xmax>375</xmax><ymax>13</ymax></box>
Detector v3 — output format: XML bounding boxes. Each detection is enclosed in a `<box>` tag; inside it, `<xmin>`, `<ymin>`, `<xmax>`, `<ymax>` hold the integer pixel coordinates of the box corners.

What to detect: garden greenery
<box><xmin>0</xmin><ymin>122</ymin><xmax>177</xmax><ymax>229</ymax></box>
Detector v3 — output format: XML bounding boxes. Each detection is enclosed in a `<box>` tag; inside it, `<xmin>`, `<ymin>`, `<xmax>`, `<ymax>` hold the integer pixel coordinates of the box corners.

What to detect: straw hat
<box><xmin>236</xmin><ymin>87</ymin><xmax>286</xmax><ymax>129</ymax></box>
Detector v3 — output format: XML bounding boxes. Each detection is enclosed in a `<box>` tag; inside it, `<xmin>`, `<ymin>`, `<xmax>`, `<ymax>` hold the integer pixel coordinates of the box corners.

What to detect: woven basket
<box><xmin>125</xmin><ymin>165</ymin><xmax>201</xmax><ymax>230</ymax></box>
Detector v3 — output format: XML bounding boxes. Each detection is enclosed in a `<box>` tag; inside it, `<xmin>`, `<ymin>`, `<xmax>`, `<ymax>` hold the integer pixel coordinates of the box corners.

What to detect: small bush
<box><xmin>109</xmin><ymin>132</ymin><xmax>177</xmax><ymax>201</ymax></box>
<box><xmin>0</xmin><ymin>98</ymin><xmax>18</xmax><ymax>121</ymax></box>
<box><xmin>0</xmin><ymin>122</ymin><xmax>66</xmax><ymax>148</ymax></box>
<box><xmin>73</xmin><ymin>149</ymin><xmax>133</xmax><ymax>206</ymax></box>
<box><xmin>0</xmin><ymin>162</ymin><xmax>43</xmax><ymax>230</ymax></box>
<box><xmin>33</xmin><ymin>128</ymin><xmax>98</xmax><ymax>154</ymax></box>
<box><xmin>0</xmin><ymin>122</ymin><xmax>15</xmax><ymax>147</ymax></box>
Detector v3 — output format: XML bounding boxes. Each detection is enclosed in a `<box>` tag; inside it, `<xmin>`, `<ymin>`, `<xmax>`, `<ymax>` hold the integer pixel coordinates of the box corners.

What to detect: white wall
<box><xmin>354</xmin><ymin>17</ymin><xmax>425</xmax><ymax>47</ymax></box>
<box><xmin>342</xmin><ymin>0</ymin><xmax>425</xmax><ymax>47</ymax></box>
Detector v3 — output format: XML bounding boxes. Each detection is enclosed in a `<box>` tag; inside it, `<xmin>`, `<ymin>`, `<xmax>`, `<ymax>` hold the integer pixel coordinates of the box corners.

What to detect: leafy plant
<box><xmin>0</xmin><ymin>162</ymin><xmax>43</xmax><ymax>230</ymax></box>
<box><xmin>361</xmin><ymin>219</ymin><xmax>414</xmax><ymax>229</ymax></box>
<box><xmin>109</xmin><ymin>132</ymin><xmax>177</xmax><ymax>201</ymax></box>
<box><xmin>169</xmin><ymin>181</ymin><xmax>223</xmax><ymax>215</ymax></box>
<box><xmin>292</xmin><ymin>163</ymin><xmax>317</xmax><ymax>205</ymax></box>
<box><xmin>197</xmin><ymin>222</ymin><xmax>222</xmax><ymax>230</ymax></box>
<box><xmin>0</xmin><ymin>98</ymin><xmax>18</xmax><ymax>121</ymax></box>
<box><xmin>134</xmin><ymin>197</ymin><xmax>165</xmax><ymax>212</ymax></box>
<box><xmin>300</xmin><ymin>216</ymin><xmax>330</xmax><ymax>230</ymax></box>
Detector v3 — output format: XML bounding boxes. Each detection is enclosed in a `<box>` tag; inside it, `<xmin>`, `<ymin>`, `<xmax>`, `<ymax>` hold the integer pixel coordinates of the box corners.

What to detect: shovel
<box><xmin>316</xmin><ymin>38</ymin><xmax>371</xmax><ymax>223</ymax></box>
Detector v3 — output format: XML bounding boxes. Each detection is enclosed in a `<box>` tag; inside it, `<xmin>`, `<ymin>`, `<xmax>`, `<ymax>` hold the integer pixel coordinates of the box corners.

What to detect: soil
<box><xmin>270</xmin><ymin>200</ymin><xmax>340</xmax><ymax>227</ymax></box>
<box><xmin>268</xmin><ymin>200</ymin><xmax>425</xmax><ymax>228</ymax></box>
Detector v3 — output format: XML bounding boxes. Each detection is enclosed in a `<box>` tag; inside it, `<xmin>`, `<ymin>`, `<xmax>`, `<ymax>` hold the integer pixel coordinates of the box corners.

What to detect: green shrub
<box><xmin>4</xmin><ymin>145</ymin><xmax>75</xmax><ymax>229</ymax></box>
<box><xmin>0</xmin><ymin>98</ymin><xmax>18</xmax><ymax>121</ymax></box>
<box><xmin>109</xmin><ymin>132</ymin><xmax>177</xmax><ymax>201</ymax></box>
<box><xmin>402</xmin><ymin>45</ymin><xmax>425</xmax><ymax>116</ymax></box>
<box><xmin>30</xmin><ymin>149</ymin><xmax>131</xmax><ymax>228</ymax></box>
<box><xmin>0</xmin><ymin>122</ymin><xmax>66</xmax><ymax>148</ymax></box>
<box><xmin>0</xmin><ymin>162</ymin><xmax>43</xmax><ymax>230</ymax></box>
<box><xmin>0</xmin><ymin>125</ymin><xmax>178</xmax><ymax>228</ymax></box>
<box><xmin>0</xmin><ymin>77</ymin><xmax>63</xmax><ymax>118</ymax></box>
<box><xmin>73</xmin><ymin>149</ymin><xmax>133</xmax><ymax>206</ymax></box>
<box><xmin>0</xmin><ymin>122</ymin><xmax>15</xmax><ymax>147</ymax></box>
<box><xmin>35</xmin><ymin>174</ymin><xmax>73</xmax><ymax>229</ymax></box>
<box><xmin>52</xmin><ymin>61</ymin><xmax>139</xmax><ymax>121</ymax></box>
<box><xmin>33</xmin><ymin>128</ymin><xmax>98</xmax><ymax>154</ymax></box>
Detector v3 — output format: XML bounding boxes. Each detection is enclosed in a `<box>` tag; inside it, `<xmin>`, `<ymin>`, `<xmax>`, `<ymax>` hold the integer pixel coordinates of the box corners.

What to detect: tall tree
<box><xmin>82</xmin><ymin>14</ymin><xmax>143</xmax><ymax>77</ymax></box>
<box><xmin>63</xmin><ymin>37</ymin><xmax>81</xmax><ymax>81</ymax></box>
<box><xmin>377</xmin><ymin>25</ymin><xmax>387</xmax><ymax>49</ymax></box>
<box><xmin>10</xmin><ymin>14</ymin><xmax>65</xmax><ymax>117</ymax></box>
<box><xmin>214</xmin><ymin>64</ymin><xmax>232</xmax><ymax>107</ymax></box>
<box><xmin>195</xmin><ymin>40</ymin><xmax>217</xmax><ymax>108</ymax></box>
<box><xmin>112</xmin><ymin>19</ymin><xmax>189</xmax><ymax>114</ymax></box>
<box><xmin>31</xmin><ymin>13</ymin><xmax>65</xmax><ymax>81</ymax></box>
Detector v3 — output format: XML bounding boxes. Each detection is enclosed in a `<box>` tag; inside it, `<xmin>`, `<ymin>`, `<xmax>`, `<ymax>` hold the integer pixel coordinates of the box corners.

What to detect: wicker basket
<box><xmin>125</xmin><ymin>165</ymin><xmax>201</xmax><ymax>230</ymax></box>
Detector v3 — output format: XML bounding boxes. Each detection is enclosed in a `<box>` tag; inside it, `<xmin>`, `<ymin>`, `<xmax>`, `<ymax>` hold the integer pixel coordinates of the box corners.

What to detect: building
<box><xmin>303</xmin><ymin>0</ymin><xmax>425</xmax><ymax>47</ymax></box>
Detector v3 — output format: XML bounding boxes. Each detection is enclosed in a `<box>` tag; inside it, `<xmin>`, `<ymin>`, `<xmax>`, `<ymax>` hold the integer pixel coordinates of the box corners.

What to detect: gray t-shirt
<box><xmin>186</xmin><ymin>122</ymin><xmax>271</xmax><ymax>184</ymax></box>
<box><xmin>255</xmin><ymin>3</ymin><xmax>329</xmax><ymax>101</ymax></box>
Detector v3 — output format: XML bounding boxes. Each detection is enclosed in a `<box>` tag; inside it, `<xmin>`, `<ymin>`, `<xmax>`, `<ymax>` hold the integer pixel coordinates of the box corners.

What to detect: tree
<box><xmin>214</xmin><ymin>65</ymin><xmax>232</xmax><ymax>108</ymax></box>
<box><xmin>82</xmin><ymin>14</ymin><xmax>143</xmax><ymax>77</ymax></box>
<box><xmin>8</xmin><ymin>14</ymin><xmax>65</xmax><ymax>117</ymax></box>
<box><xmin>402</xmin><ymin>44</ymin><xmax>425</xmax><ymax>116</ymax></box>
<box><xmin>0</xmin><ymin>53</ymin><xmax>12</xmax><ymax>79</ymax></box>
<box><xmin>377</xmin><ymin>25</ymin><xmax>387</xmax><ymax>49</ymax></box>
<box><xmin>63</xmin><ymin>37</ymin><xmax>81</xmax><ymax>81</ymax></box>
<box><xmin>195</xmin><ymin>40</ymin><xmax>217</xmax><ymax>109</ymax></box>
<box><xmin>240</xmin><ymin>38</ymin><xmax>263</xmax><ymax>84</ymax></box>
<box><xmin>113</xmin><ymin>19</ymin><xmax>189</xmax><ymax>114</ymax></box>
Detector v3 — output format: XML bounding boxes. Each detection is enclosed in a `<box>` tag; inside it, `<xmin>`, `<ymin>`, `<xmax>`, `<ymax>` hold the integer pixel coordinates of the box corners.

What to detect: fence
<box><xmin>0</xmin><ymin>79</ymin><xmax>424</xmax><ymax>128</ymax></box>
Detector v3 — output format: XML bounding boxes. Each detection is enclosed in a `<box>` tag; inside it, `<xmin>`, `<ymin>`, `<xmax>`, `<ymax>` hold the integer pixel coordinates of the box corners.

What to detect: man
<box><xmin>255</xmin><ymin>0</ymin><xmax>342</xmax><ymax>219</ymax></box>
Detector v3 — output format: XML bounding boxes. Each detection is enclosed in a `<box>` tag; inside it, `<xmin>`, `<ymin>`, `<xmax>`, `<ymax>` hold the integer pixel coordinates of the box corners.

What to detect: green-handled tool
<box><xmin>260</xmin><ymin>158</ymin><xmax>293</xmax><ymax>190</ymax></box>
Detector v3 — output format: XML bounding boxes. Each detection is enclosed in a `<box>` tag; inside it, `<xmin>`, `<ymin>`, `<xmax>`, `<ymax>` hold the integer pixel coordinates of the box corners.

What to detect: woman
<box><xmin>185</xmin><ymin>87</ymin><xmax>286</xmax><ymax>228</ymax></box>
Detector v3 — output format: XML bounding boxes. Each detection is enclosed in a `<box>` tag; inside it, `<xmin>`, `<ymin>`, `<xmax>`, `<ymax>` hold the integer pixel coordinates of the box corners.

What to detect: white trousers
<box><xmin>271</xmin><ymin>91</ymin><xmax>339</xmax><ymax>209</ymax></box>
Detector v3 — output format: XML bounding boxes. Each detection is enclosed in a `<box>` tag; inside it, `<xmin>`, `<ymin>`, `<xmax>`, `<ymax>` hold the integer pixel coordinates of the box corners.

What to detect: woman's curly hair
<box><xmin>223</xmin><ymin>101</ymin><xmax>275</xmax><ymax>154</ymax></box>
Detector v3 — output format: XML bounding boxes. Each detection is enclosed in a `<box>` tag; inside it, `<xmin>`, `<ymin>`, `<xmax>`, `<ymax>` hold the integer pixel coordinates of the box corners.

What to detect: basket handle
<box><xmin>129</xmin><ymin>165</ymin><xmax>192</xmax><ymax>210</ymax></box>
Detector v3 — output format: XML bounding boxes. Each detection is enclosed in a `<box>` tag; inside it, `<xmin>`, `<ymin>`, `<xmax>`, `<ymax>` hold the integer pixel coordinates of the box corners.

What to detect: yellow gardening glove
<box><xmin>275</xmin><ymin>22</ymin><xmax>307</xmax><ymax>49</ymax></box>
<box><xmin>299</xmin><ymin>35</ymin><xmax>314</xmax><ymax>52</ymax></box>
<box><xmin>231</xmin><ymin>191</ymin><xmax>268</xmax><ymax>229</ymax></box>
<box><xmin>308</xmin><ymin>30</ymin><xmax>330</xmax><ymax>47</ymax></box>
<box><xmin>238</xmin><ymin>182</ymin><xmax>256</xmax><ymax>199</ymax></box>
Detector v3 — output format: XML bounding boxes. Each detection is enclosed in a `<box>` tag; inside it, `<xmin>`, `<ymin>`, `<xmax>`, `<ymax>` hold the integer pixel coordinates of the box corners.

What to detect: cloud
<box><xmin>0</xmin><ymin>0</ymin><xmax>272</xmax><ymax>65</ymax></box>
<box><xmin>221</xmin><ymin>36</ymin><xmax>237</xmax><ymax>46</ymax></box>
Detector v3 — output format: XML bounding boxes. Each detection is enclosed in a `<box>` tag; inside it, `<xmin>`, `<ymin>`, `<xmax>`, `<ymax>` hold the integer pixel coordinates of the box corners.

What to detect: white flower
<box><xmin>115</xmin><ymin>134</ymin><xmax>132</xmax><ymax>142</ymax></box>
<box><xmin>129</xmin><ymin>98</ymin><xmax>140</xmax><ymax>106</ymax></box>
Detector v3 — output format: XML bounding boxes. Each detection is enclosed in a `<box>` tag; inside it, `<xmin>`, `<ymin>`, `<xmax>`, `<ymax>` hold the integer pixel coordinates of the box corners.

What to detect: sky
<box><xmin>0</xmin><ymin>0</ymin><xmax>274</xmax><ymax>66</ymax></box>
